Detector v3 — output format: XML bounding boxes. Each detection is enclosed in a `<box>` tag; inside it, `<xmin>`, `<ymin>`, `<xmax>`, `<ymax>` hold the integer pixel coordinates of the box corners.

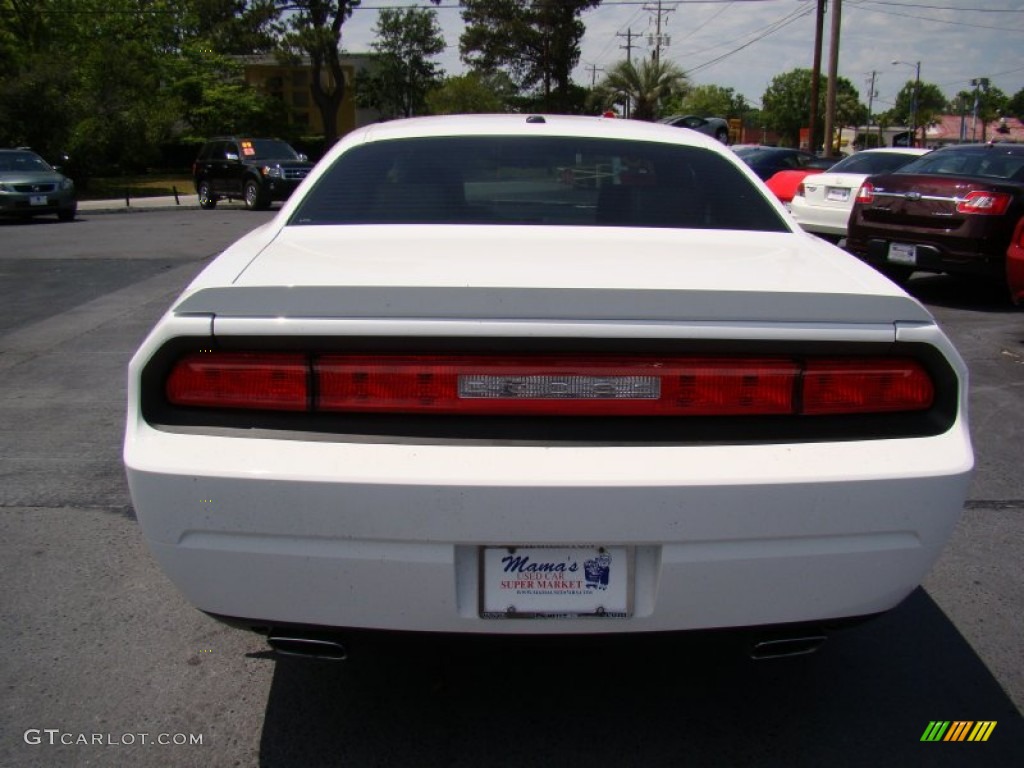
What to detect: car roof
<box><xmin>342</xmin><ymin>114</ymin><xmax>728</xmax><ymax>152</ymax></box>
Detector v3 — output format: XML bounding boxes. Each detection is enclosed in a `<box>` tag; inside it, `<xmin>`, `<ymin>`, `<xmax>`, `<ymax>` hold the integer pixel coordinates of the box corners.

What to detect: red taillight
<box><xmin>855</xmin><ymin>182</ymin><xmax>874</xmax><ymax>204</ymax></box>
<box><xmin>316</xmin><ymin>356</ymin><xmax>798</xmax><ymax>416</ymax></box>
<box><xmin>164</xmin><ymin>353</ymin><xmax>935</xmax><ymax>417</ymax></box>
<box><xmin>802</xmin><ymin>358</ymin><xmax>933</xmax><ymax>415</ymax></box>
<box><xmin>795</xmin><ymin>182</ymin><xmax>807</xmax><ymax>198</ymax></box>
<box><xmin>956</xmin><ymin>190</ymin><xmax>1012</xmax><ymax>216</ymax></box>
<box><xmin>166</xmin><ymin>352</ymin><xmax>308</xmax><ymax>411</ymax></box>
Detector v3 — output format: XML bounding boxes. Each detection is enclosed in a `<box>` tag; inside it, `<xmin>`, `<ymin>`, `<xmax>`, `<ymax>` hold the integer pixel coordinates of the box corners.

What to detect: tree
<box><xmin>761</xmin><ymin>68</ymin><xmax>864</xmax><ymax>148</ymax></box>
<box><xmin>425</xmin><ymin>72</ymin><xmax>512</xmax><ymax>115</ymax></box>
<box><xmin>1009</xmin><ymin>87</ymin><xmax>1024</xmax><ymax>120</ymax></box>
<box><xmin>664</xmin><ymin>84</ymin><xmax>750</xmax><ymax>119</ymax></box>
<box><xmin>887</xmin><ymin>80</ymin><xmax>946</xmax><ymax>145</ymax></box>
<box><xmin>459</xmin><ymin>0</ymin><xmax>600</xmax><ymax>113</ymax></box>
<box><xmin>358</xmin><ymin>7</ymin><xmax>445</xmax><ymax>119</ymax></box>
<box><xmin>277</xmin><ymin>0</ymin><xmax>360</xmax><ymax>143</ymax></box>
<box><xmin>592</xmin><ymin>58</ymin><xmax>689</xmax><ymax>121</ymax></box>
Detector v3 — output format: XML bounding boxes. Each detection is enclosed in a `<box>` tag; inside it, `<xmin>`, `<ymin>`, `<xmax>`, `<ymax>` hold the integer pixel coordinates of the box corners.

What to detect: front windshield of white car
<box><xmin>289</xmin><ymin>136</ymin><xmax>788</xmax><ymax>232</ymax></box>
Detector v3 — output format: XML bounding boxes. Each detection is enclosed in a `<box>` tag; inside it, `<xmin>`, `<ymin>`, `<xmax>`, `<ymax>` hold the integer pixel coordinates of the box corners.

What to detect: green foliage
<box><xmin>358</xmin><ymin>8</ymin><xmax>445</xmax><ymax>119</ymax></box>
<box><xmin>761</xmin><ymin>68</ymin><xmax>864</xmax><ymax>147</ymax></box>
<box><xmin>663</xmin><ymin>84</ymin><xmax>751</xmax><ymax>120</ymax></box>
<box><xmin>949</xmin><ymin>85</ymin><xmax>1008</xmax><ymax>124</ymax></box>
<box><xmin>459</xmin><ymin>0</ymin><xmax>599</xmax><ymax>112</ymax></box>
<box><xmin>0</xmin><ymin>0</ymin><xmax>285</xmax><ymax>176</ymax></box>
<box><xmin>1009</xmin><ymin>88</ymin><xmax>1024</xmax><ymax>120</ymax></box>
<box><xmin>592</xmin><ymin>58</ymin><xmax>689</xmax><ymax>121</ymax></box>
<box><xmin>885</xmin><ymin>80</ymin><xmax>946</xmax><ymax>132</ymax></box>
<box><xmin>424</xmin><ymin>72</ymin><xmax>514</xmax><ymax>115</ymax></box>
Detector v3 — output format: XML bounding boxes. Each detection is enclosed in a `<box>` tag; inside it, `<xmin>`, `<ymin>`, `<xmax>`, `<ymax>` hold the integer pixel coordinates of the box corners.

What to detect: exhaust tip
<box><xmin>267</xmin><ymin>635</ymin><xmax>348</xmax><ymax>661</ymax></box>
<box><xmin>750</xmin><ymin>634</ymin><xmax>827</xmax><ymax>660</ymax></box>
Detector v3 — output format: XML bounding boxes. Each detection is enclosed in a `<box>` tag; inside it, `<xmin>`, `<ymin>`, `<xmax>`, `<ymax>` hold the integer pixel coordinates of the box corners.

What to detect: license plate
<box><xmin>888</xmin><ymin>242</ymin><xmax>917</xmax><ymax>265</ymax></box>
<box><xmin>30</xmin><ymin>195</ymin><xmax>49</xmax><ymax>206</ymax></box>
<box><xmin>826</xmin><ymin>187</ymin><xmax>849</xmax><ymax>202</ymax></box>
<box><xmin>480</xmin><ymin>546</ymin><xmax>631</xmax><ymax>618</ymax></box>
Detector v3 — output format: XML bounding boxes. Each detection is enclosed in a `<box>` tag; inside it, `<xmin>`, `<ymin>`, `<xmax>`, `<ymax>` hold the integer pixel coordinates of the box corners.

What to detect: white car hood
<box><xmin>174</xmin><ymin>225</ymin><xmax>933</xmax><ymax>325</ymax></box>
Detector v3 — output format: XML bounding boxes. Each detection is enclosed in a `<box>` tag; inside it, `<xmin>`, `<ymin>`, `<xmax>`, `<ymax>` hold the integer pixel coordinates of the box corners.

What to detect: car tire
<box><xmin>715</xmin><ymin>127</ymin><xmax>729</xmax><ymax>144</ymax></box>
<box><xmin>197</xmin><ymin>181</ymin><xmax>217</xmax><ymax>210</ymax></box>
<box><xmin>244</xmin><ymin>180</ymin><xmax>269</xmax><ymax>211</ymax></box>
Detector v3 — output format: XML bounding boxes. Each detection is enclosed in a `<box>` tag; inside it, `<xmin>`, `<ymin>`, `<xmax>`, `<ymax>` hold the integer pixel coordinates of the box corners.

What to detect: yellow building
<box><xmin>240</xmin><ymin>55</ymin><xmax>369</xmax><ymax>137</ymax></box>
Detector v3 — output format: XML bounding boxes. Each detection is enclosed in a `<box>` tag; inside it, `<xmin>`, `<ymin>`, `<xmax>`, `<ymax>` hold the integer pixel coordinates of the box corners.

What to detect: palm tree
<box><xmin>594</xmin><ymin>58</ymin><xmax>689</xmax><ymax>121</ymax></box>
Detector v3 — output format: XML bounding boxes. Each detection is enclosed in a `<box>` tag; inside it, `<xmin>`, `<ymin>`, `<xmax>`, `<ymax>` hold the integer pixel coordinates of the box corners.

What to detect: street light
<box><xmin>892</xmin><ymin>60</ymin><xmax>921</xmax><ymax>147</ymax></box>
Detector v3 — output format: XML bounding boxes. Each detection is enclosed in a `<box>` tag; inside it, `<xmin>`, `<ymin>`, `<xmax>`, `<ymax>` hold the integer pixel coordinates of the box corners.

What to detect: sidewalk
<box><xmin>78</xmin><ymin>194</ymin><xmax>201</xmax><ymax>214</ymax></box>
<box><xmin>77</xmin><ymin>193</ymin><xmax>253</xmax><ymax>214</ymax></box>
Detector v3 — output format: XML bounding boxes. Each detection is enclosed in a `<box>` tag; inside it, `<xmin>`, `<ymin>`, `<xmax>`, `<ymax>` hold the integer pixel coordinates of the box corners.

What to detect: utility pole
<box><xmin>643</xmin><ymin>2</ymin><xmax>675</xmax><ymax>65</ymax></box>
<box><xmin>616</xmin><ymin>28</ymin><xmax>640</xmax><ymax>118</ymax></box>
<box><xmin>866</xmin><ymin>70</ymin><xmax>877</xmax><ymax>148</ymax></box>
<box><xmin>617</xmin><ymin>28</ymin><xmax>639</xmax><ymax>65</ymax></box>
<box><xmin>808</xmin><ymin>0</ymin><xmax>825</xmax><ymax>153</ymax></box>
<box><xmin>586</xmin><ymin>64</ymin><xmax>604</xmax><ymax>88</ymax></box>
<box><xmin>822</xmin><ymin>0</ymin><xmax>842</xmax><ymax>157</ymax></box>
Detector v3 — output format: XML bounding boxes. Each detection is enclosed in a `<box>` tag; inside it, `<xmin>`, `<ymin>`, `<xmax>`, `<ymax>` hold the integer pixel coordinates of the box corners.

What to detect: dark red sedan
<box><xmin>1009</xmin><ymin>216</ymin><xmax>1024</xmax><ymax>304</ymax></box>
<box><xmin>846</xmin><ymin>143</ymin><xmax>1024</xmax><ymax>285</ymax></box>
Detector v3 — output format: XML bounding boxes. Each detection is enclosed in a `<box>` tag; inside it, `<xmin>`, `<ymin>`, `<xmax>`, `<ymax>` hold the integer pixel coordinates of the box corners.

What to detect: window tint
<box><xmin>290</xmin><ymin>136</ymin><xmax>787</xmax><ymax>232</ymax></box>
<box><xmin>896</xmin><ymin>148</ymin><xmax>1024</xmax><ymax>180</ymax></box>
<box><xmin>826</xmin><ymin>152</ymin><xmax>924</xmax><ymax>175</ymax></box>
<box><xmin>0</xmin><ymin>152</ymin><xmax>51</xmax><ymax>172</ymax></box>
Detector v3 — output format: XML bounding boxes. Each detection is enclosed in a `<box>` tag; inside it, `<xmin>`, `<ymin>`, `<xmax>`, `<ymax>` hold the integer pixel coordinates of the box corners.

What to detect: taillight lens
<box><xmin>164</xmin><ymin>353</ymin><xmax>934</xmax><ymax>417</ymax></box>
<box><xmin>795</xmin><ymin>182</ymin><xmax>806</xmax><ymax>198</ymax></box>
<box><xmin>956</xmin><ymin>190</ymin><xmax>1012</xmax><ymax>216</ymax></box>
<box><xmin>855</xmin><ymin>182</ymin><xmax>874</xmax><ymax>204</ymax></box>
<box><xmin>166</xmin><ymin>352</ymin><xmax>308</xmax><ymax>411</ymax></box>
<box><xmin>802</xmin><ymin>358</ymin><xmax>933</xmax><ymax>415</ymax></box>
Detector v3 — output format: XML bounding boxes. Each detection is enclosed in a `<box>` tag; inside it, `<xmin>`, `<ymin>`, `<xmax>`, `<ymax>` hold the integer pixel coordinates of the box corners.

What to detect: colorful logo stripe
<box><xmin>921</xmin><ymin>721</ymin><xmax>996</xmax><ymax>742</ymax></box>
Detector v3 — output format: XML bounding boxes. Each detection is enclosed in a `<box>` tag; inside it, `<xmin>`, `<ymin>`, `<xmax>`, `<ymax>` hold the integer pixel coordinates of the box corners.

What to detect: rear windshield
<box><xmin>289</xmin><ymin>136</ymin><xmax>788</xmax><ymax>231</ymax></box>
<box><xmin>239</xmin><ymin>139</ymin><xmax>301</xmax><ymax>161</ymax></box>
<box><xmin>827</xmin><ymin>151</ymin><xmax>925</xmax><ymax>175</ymax></box>
<box><xmin>895</xmin><ymin>148</ymin><xmax>1024</xmax><ymax>180</ymax></box>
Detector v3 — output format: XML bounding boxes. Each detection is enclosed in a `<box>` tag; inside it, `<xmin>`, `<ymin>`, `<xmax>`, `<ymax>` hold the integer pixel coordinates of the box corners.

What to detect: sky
<box><xmin>338</xmin><ymin>0</ymin><xmax>1024</xmax><ymax>114</ymax></box>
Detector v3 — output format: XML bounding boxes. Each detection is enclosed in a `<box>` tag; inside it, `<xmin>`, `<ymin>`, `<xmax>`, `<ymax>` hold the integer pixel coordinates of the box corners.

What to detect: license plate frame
<box><xmin>29</xmin><ymin>195</ymin><xmax>49</xmax><ymax>207</ymax></box>
<box><xmin>826</xmin><ymin>187</ymin><xmax>849</xmax><ymax>202</ymax></box>
<box><xmin>479</xmin><ymin>545</ymin><xmax>632</xmax><ymax>619</ymax></box>
<box><xmin>887</xmin><ymin>242</ymin><xmax>917</xmax><ymax>265</ymax></box>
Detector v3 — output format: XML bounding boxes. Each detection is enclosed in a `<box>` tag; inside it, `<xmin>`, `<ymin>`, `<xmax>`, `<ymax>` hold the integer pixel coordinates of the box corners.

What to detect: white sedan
<box><xmin>124</xmin><ymin>115</ymin><xmax>972</xmax><ymax>659</ymax></box>
<box><xmin>789</xmin><ymin>147</ymin><xmax>930</xmax><ymax>242</ymax></box>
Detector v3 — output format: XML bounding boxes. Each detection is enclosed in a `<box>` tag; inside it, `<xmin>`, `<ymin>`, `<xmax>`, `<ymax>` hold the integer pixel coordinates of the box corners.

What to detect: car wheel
<box><xmin>197</xmin><ymin>181</ymin><xmax>217</xmax><ymax>210</ymax></box>
<box><xmin>244</xmin><ymin>180</ymin><xmax>268</xmax><ymax>211</ymax></box>
<box><xmin>715</xmin><ymin>127</ymin><xmax>729</xmax><ymax>144</ymax></box>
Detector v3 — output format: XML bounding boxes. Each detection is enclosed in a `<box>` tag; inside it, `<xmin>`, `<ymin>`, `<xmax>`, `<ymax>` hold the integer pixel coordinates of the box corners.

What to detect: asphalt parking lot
<box><xmin>1</xmin><ymin>206</ymin><xmax>1021</xmax><ymax>767</ymax></box>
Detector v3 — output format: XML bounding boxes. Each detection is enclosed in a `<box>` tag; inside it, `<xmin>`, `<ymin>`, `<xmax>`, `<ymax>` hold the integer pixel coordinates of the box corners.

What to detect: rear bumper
<box><xmin>789</xmin><ymin>199</ymin><xmax>848</xmax><ymax>237</ymax></box>
<box><xmin>846</xmin><ymin>234</ymin><xmax>1005</xmax><ymax>279</ymax></box>
<box><xmin>126</xmin><ymin>425</ymin><xmax>972</xmax><ymax>635</ymax></box>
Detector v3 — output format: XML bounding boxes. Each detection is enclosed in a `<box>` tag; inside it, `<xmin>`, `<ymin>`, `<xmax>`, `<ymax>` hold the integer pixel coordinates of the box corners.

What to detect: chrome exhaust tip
<box><xmin>267</xmin><ymin>635</ymin><xmax>348</xmax><ymax>661</ymax></box>
<box><xmin>750</xmin><ymin>633</ymin><xmax>827</xmax><ymax>660</ymax></box>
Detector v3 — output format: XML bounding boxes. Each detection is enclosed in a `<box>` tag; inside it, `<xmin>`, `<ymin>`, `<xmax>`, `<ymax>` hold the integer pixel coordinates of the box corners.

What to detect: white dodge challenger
<box><xmin>124</xmin><ymin>115</ymin><xmax>973</xmax><ymax>659</ymax></box>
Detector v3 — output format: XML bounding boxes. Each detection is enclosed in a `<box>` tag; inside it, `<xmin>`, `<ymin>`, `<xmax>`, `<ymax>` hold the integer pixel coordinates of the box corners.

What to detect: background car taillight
<box><xmin>795</xmin><ymin>182</ymin><xmax>806</xmax><ymax>198</ymax></box>
<box><xmin>163</xmin><ymin>353</ymin><xmax>934</xmax><ymax>417</ymax></box>
<box><xmin>855</xmin><ymin>182</ymin><xmax>874</xmax><ymax>204</ymax></box>
<box><xmin>955</xmin><ymin>190</ymin><xmax>1012</xmax><ymax>216</ymax></box>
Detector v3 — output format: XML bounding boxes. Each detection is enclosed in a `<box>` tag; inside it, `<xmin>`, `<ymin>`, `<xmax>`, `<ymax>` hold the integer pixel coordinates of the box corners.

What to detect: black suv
<box><xmin>192</xmin><ymin>137</ymin><xmax>313</xmax><ymax>210</ymax></box>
